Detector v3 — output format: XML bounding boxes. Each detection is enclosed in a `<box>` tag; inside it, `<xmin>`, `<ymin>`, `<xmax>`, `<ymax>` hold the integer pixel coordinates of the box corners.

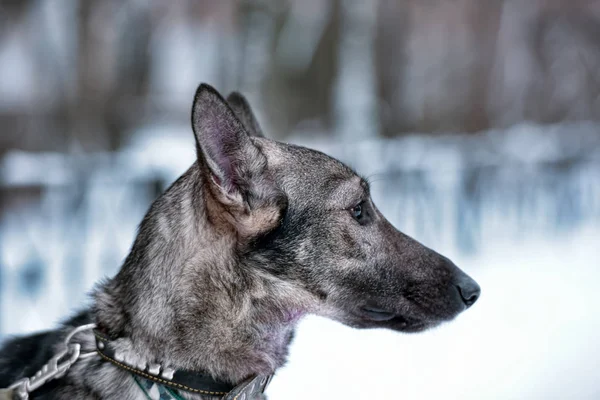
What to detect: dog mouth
<box><xmin>360</xmin><ymin>307</ymin><xmax>399</xmax><ymax>322</ymax></box>
<box><xmin>354</xmin><ymin>306</ymin><xmax>431</xmax><ymax>332</ymax></box>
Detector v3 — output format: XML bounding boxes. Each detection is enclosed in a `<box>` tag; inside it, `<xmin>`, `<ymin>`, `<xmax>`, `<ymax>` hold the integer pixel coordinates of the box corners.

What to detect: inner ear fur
<box><xmin>191</xmin><ymin>84</ymin><xmax>285</xmax><ymax>237</ymax></box>
<box><xmin>202</xmin><ymin>170</ymin><xmax>287</xmax><ymax>240</ymax></box>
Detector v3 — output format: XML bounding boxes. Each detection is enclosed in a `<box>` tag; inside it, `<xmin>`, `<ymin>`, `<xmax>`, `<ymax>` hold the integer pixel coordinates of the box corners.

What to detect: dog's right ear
<box><xmin>226</xmin><ymin>92</ymin><xmax>264</xmax><ymax>138</ymax></box>
<box><xmin>191</xmin><ymin>84</ymin><xmax>285</xmax><ymax>236</ymax></box>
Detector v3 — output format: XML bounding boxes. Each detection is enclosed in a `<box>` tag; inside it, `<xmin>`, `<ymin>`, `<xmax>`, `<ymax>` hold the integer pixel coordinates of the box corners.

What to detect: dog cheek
<box><xmin>322</xmin><ymin>223</ymin><xmax>370</xmax><ymax>262</ymax></box>
<box><xmin>236</xmin><ymin>205</ymin><xmax>283</xmax><ymax>238</ymax></box>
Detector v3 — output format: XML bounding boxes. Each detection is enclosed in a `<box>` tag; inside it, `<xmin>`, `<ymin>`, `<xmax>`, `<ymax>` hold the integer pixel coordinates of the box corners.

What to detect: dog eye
<box><xmin>351</xmin><ymin>203</ymin><xmax>363</xmax><ymax>220</ymax></box>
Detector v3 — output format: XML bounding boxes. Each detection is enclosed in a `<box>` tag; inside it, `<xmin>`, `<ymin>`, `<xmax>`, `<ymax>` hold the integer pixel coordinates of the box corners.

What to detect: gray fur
<box><xmin>0</xmin><ymin>84</ymin><xmax>479</xmax><ymax>399</ymax></box>
<box><xmin>227</xmin><ymin>92</ymin><xmax>264</xmax><ymax>138</ymax></box>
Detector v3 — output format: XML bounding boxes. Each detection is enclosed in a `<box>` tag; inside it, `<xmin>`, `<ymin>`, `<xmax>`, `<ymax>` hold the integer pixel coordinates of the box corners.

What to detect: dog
<box><xmin>0</xmin><ymin>84</ymin><xmax>480</xmax><ymax>399</ymax></box>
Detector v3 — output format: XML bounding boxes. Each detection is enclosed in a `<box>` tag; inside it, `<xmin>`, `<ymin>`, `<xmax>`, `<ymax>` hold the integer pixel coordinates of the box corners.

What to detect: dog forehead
<box><xmin>256</xmin><ymin>138</ymin><xmax>358</xmax><ymax>199</ymax></box>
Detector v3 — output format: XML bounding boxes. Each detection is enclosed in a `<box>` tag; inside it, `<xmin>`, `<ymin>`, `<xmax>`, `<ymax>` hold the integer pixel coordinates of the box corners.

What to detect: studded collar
<box><xmin>94</xmin><ymin>329</ymin><xmax>273</xmax><ymax>399</ymax></box>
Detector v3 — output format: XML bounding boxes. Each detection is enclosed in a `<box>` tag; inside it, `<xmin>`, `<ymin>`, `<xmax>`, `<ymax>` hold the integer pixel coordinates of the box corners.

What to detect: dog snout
<box><xmin>455</xmin><ymin>274</ymin><xmax>480</xmax><ymax>308</ymax></box>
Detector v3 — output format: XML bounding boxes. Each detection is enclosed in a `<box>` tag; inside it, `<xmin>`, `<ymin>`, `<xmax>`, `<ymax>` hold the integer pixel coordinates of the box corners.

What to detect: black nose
<box><xmin>456</xmin><ymin>276</ymin><xmax>481</xmax><ymax>308</ymax></box>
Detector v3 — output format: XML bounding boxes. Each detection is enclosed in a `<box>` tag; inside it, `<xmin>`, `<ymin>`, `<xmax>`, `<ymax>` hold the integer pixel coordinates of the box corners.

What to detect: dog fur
<box><xmin>0</xmin><ymin>84</ymin><xmax>480</xmax><ymax>399</ymax></box>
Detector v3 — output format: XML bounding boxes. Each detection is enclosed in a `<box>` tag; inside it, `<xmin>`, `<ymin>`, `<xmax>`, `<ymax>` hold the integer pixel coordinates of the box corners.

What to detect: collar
<box><xmin>94</xmin><ymin>329</ymin><xmax>273</xmax><ymax>399</ymax></box>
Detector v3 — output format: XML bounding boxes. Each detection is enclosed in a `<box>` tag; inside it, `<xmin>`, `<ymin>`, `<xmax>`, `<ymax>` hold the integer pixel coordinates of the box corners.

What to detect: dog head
<box><xmin>191</xmin><ymin>84</ymin><xmax>480</xmax><ymax>334</ymax></box>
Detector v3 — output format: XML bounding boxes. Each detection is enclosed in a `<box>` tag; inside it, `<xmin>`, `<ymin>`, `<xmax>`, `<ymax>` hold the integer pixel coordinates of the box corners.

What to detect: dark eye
<box><xmin>351</xmin><ymin>203</ymin><xmax>363</xmax><ymax>220</ymax></box>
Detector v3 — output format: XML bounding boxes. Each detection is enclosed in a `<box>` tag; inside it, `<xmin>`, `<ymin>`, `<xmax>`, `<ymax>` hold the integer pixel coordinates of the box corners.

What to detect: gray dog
<box><xmin>0</xmin><ymin>84</ymin><xmax>480</xmax><ymax>400</ymax></box>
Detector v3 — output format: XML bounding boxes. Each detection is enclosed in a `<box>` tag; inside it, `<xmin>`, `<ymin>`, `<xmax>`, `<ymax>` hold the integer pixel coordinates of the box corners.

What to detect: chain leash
<box><xmin>1</xmin><ymin>323</ymin><xmax>97</xmax><ymax>400</ymax></box>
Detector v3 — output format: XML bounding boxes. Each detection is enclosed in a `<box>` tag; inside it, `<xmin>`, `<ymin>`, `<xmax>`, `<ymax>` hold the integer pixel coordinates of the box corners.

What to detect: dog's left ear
<box><xmin>227</xmin><ymin>92</ymin><xmax>264</xmax><ymax>138</ymax></box>
<box><xmin>191</xmin><ymin>84</ymin><xmax>285</xmax><ymax>236</ymax></box>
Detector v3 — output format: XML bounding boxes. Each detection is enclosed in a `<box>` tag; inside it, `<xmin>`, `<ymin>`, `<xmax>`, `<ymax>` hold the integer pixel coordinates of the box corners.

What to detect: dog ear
<box><xmin>191</xmin><ymin>84</ymin><xmax>285</xmax><ymax>236</ymax></box>
<box><xmin>226</xmin><ymin>92</ymin><xmax>265</xmax><ymax>138</ymax></box>
<box><xmin>191</xmin><ymin>83</ymin><xmax>262</xmax><ymax>199</ymax></box>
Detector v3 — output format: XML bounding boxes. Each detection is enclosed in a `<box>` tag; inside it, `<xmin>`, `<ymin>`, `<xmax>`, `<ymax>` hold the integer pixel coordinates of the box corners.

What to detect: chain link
<box><xmin>4</xmin><ymin>323</ymin><xmax>97</xmax><ymax>400</ymax></box>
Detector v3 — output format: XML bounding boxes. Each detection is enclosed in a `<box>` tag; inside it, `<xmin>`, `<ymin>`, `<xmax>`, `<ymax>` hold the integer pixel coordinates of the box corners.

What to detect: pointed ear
<box><xmin>191</xmin><ymin>84</ymin><xmax>286</xmax><ymax>237</ymax></box>
<box><xmin>191</xmin><ymin>84</ymin><xmax>263</xmax><ymax>200</ymax></box>
<box><xmin>226</xmin><ymin>92</ymin><xmax>265</xmax><ymax>138</ymax></box>
<box><xmin>192</xmin><ymin>84</ymin><xmax>287</xmax><ymax>238</ymax></box>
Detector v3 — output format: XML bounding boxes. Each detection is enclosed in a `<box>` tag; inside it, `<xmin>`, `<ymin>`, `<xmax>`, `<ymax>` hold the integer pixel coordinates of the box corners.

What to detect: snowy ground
<box><xmin>1</xmin><ymin>125</ymin><xmax>599</xmax><ymax>399</ymax></box>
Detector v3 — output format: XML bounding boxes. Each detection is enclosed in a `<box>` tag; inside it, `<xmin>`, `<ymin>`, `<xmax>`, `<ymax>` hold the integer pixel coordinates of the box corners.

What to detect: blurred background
<box><xmin>1</xmin><ymin>0</ymin><xmax>599</xmax><ymax>399</ymax></box>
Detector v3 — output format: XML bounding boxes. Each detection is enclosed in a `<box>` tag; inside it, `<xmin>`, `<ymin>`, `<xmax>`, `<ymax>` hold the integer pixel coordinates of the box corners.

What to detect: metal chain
<box><xmin>3</xmin><ymin>323</ymin><xmax>97</xmax><ymax>400</ymax></box>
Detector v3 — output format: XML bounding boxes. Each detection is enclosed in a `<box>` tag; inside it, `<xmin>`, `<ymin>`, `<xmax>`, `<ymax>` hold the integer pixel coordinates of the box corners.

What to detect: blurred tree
<box><xmin>262</xmin><ymin>0</ymin><xmax>341</xmax><ymax>138</ymax></box>
<box><xmin>1</xmin><ymin>0</ymin><xmax>600</xmax><ymax>153</ymax></box>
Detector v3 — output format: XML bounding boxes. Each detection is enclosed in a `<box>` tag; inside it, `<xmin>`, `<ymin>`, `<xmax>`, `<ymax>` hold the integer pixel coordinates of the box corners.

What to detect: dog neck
<box><xmin>93</xmin><ymin>166</ymin><xmax>308</xmax><ymax>387</ymax></box>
